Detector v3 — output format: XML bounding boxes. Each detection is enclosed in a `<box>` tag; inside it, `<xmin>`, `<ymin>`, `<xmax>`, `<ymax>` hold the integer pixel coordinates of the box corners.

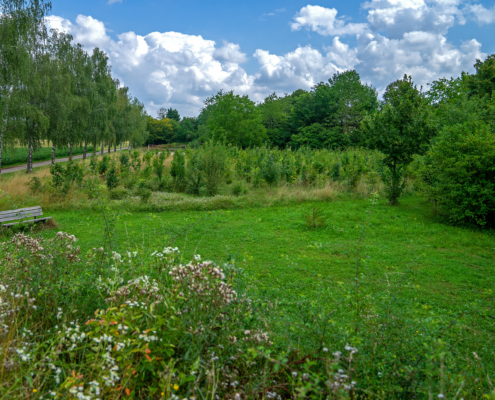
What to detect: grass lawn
<box><xmin>38</xmin><ymin>194</ymin><xmax>494</xmax><ymax>317</ymax></box>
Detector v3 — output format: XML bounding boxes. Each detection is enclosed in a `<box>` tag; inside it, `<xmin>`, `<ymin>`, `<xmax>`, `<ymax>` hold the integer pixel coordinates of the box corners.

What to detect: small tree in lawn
<box><xmin>170</xmin><ymin>150</ymin><xmax>186</xmax><ymax>192</ymax></box>
<box><xmin>362</xmin><ymin>75</ymin><xmax>435</xmax><ymax>204</ymax></box>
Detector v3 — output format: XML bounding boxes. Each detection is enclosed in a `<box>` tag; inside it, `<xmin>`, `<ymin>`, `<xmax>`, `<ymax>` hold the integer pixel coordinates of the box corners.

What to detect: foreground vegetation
<box><xmin>0</xmin><ymin>146</ymin><xmax>494</xmax><ymax>399</ymax></box>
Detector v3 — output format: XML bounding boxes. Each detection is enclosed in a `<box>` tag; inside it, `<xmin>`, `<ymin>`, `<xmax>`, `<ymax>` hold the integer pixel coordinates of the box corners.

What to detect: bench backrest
<box><xmin>0</xmin><ymin>207</ymin><xmax>43</xmax><ymax>224</ymax></box>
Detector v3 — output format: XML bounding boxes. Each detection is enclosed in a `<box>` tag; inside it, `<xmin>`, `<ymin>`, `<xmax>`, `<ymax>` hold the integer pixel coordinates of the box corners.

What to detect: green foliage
<box><xmin>230</xmin><ymin>180</ymin><xmax>248</xmax><ymax>196</ymax></box>
<box><xmin>419</xmin><ymin>121</ymin><xmax>495</xmax><ymax>226</ymax></box>
<box><xmin>185</xmin><ymin>150</ymin><xmax>203</xmax><ymax>195</ymax></box>
<box><xmin>119</xmin><ymin>152</ymin><xmax>129</xmax><ymax>168</ymax></box>
<box><xmin>146</xmin><ymin>117</ymin><xmax>177</xmax><ymax>144</ymax></box>
<box><xmin>200</xmin><ymin>143</ymin><xmax>226</xmax><ymax>196</ymax></box>
<box><xmin>106</xmin><ymin>165</ymin><xmax>119</xmax><ymax>190</ymax></box>
<box><xmin>330</xmin><ymin>162</ymin><xmax>341</xmax><ymax>181</ymax></box>
<box><xmin>27</xmin><ymin>176</ymin><xmax>43</xmax><ymax>193</ymax></box>
<box><xmin>260</xmin><ymin>152</ymin><xmax>280</xmax><ymax>187</ymax></box>
<box><xmin>304</xmin><ymin>207</ymin><xmax>327</xmax><ymax>229</ymax></box>
<box><xmin>98</xmin><ymin>155</ymin><xmax>110</xmax><ymax>176</ymax></box>
<box><xmin>362</xmin><ymin>75</ymin><xmax>436</xmax><ymax>204</ymax></box>
<box><xmin>465</xmin><ymin>54</ymin><xmax>495</xmax><ymax>99</ymax></box>
<box><xmin>158</xmin><ymin>106</ymin><xmax>181</xmax><ymax>122</ymax></box>
<box><xmin>170</xmin><ymin>150</ymin><xmax>186</xmax><ymax>192</ymax></box>
<box><xmin>207</xmin><ymin>91</ymin><xmax>267</xmax><ymax>147</ymax></box>
<box><xmin>50</xmin><ymin>161</ymin><xmax>84</xmax><ymax>193</ymax></box>
<box><xmin>108</xmin><ymin>187</ymin><xmax>129</xmax><ymax>200</ymax></box>
<box><xmin>152</xmin><ymin>154</ymin><xmax>165</xmax><ymax>180</ymax></box>
<box><xmin>0</xmin><ymin>146</ymin><xmax>93</xmax><ymax>167</ymax></box>
<box><xmin>291</xmin><ymin>123</ymin><xmax>348</xmax><ymax>149</ymax></box>
<box><xmin>137</xmin><ymin>179</ymin><xmax>152</xmax><ymax>203</ymax></box>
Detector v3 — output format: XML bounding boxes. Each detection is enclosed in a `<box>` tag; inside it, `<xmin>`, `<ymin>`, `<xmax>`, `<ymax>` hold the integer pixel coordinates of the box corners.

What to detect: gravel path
<box><xmin>0</xmin><ymin>148</ymin><xmax>125</xmax><ymax>175</ymax></box>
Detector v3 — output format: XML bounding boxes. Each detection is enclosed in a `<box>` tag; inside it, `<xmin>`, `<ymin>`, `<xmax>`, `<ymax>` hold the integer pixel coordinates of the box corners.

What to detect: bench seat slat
<box><xmin>2</xmin><ymin>217</ymin><xmax>51</xmax><ymax>228</ymax></box>
<box><xmin>0</xmin><ymin>212</ymin><xmax>44</xmax><ymax>223</ymax></box>
<box><xmin>0</xmin><ymin>207</ymin><xmax>41</xmax><ymax>216</ymax></box>
<box><xmin>0</xmin><ymin>211</ymin><xmax>43</xmax><ymax>218</ymax></box>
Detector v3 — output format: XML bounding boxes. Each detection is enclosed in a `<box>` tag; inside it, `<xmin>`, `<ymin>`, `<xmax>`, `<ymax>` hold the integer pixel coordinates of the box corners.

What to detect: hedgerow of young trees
<box><xmin>0</xmin><ymin>0</ymin><xmax>148</xmax><ymax>173</ymax></box>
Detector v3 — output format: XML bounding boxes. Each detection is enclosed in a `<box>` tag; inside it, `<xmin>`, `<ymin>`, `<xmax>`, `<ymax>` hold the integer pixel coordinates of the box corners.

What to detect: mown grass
<box><xmin>29</xmin><ymin>195</ymin><xmax>494</xmax><ymax>317</ymax></box>
<box><xmin>1</xmin><ymin>146</ymin><xmax>95</xmax><ymax>168</ymax></box>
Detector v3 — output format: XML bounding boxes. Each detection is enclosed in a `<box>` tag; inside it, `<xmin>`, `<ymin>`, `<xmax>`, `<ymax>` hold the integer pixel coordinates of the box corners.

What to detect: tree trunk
<box><xmin>0</xmin><ymin>102</ymin><xmax>9</xmax><ymax>175</ymax></box>
<box><xmin>108</xmin><ymin>143</ymin><xmax>111</xmax><ymax>154</ymax></box>
<box><xmin>69</xmin><ymin>143</ymin><xmax>73</xmax><ymax>162</ymax></box>
<box><xmin>114</xmin><ymin>143</ymin><xmax>117</xmax><ymax>152</ymax></box>
<box><xmin>83</xmin><ymin>141</ymin><xmax>87</xmax><ymax>160</ymax></box>
<box><xmin>120</xmin><ymin>142</ymin><xmax>122</xmax><ymax>151</ymax></box>
<box><xmin>0</xmin><ymin>134</ymin><xmax>3</xmax><ymax>175</ymax></box>
<box><xmin>27</xmin><ymin>139</ymin><xmax>33</xmax><ymax>173</ymax></box>
<box><xmin>51</xmin><ymin>144</ymin><xmax>56</xmax><ymax>166</ymax></box>
<box><xmin>101</xmin><ymin>141</ymin><xmax>104</xmax><ymax>155</ymax></box>
<box><xmin>128</xmin><ymin>143</ymin><xmax>131</xmax><ymax>151</ymax></box>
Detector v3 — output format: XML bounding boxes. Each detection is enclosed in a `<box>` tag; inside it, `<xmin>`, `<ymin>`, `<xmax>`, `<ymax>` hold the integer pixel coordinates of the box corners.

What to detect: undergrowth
<box><xmin>0</xmin><ymin>191</ymin><xmax>494</xmax><ymax>399</ymax></box>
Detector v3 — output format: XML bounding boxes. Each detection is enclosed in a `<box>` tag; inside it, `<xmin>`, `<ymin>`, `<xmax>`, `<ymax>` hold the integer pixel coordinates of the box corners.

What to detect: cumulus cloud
<box><xmin>363</xmin><ymin>0</ymin><xmax>465</xmax><ymax>38</ymax></box>
<box><xmin>47</xmin><ymin>15</ymin><xmax>257</xmax><ymax>116</ymax></box>
<box><xmin>46</xmin><ymin>0</ymin><xmax>491</xmax><ymax>116</ymax></box>
<box><xmin>213</xmin><ymin>41</ymin><xmax>248</xmax><ymax>64</ymax></box>
<box><xmin>47</xmin><ymin>15</ymin><xmax>111</xmax><ymax>51</ymax></box>
<box><xmin>254</xmin><ymin>46</ymin><xmax>342</xmax><ymax>90</ymax></box>
<box><xmin>466</xmin><ymin>3</ymin><xmax>495</xmax><ymax>24</ymax></box>
<box><xmin>291</xmin><ymin>5</ymin><xmax>368</xmax><ymax>36</ymax></box>
<box><xmin>286</xmin><ymin>2</ymin><xmax>486</xmax><ymax>92</ymax></box>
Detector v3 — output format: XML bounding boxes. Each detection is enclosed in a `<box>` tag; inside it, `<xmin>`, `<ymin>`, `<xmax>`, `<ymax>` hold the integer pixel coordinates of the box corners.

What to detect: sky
<box><xmin>46</xmin><ymin>0</ymin><xmax>495</xmax><ymax>118</ymax></box>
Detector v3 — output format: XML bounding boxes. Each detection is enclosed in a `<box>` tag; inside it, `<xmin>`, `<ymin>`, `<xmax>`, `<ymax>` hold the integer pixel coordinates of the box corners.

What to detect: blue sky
<box><xmin>48</xmin><ymin>0</ymin><xmax>495</xmax><ymax>117</ymax></box>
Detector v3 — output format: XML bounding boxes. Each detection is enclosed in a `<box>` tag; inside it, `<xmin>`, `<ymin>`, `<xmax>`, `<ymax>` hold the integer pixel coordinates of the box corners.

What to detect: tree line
<box><xmin>0</xmin><ymin>0</ymin><xmax>148</xmax><ymax>174</ymax></box>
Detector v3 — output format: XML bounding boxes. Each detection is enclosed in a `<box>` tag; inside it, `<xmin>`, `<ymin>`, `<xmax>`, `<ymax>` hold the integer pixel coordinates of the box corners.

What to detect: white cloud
<box><xmin>47</xmin><ymin>0</ymin><xmax>490</xmax><ymax>116</ymax></box>
<box><xmin>47</xmin><ymin>15</ymin><xmax>256</xmax><ymax>116</ymax></box>
<box><xmin>213</xmin><ymin>41</ymin><xmax>248</xmax><ymax>64</ymax></box>
<box><xmin>291</xmin><ymin>5</ymin><xmax>368</xmax><ymax>36</ymax></box>
<box><xmin>363</xmin><ymin>0</ymin><xmax>465</xmax><ymax>38</ymax></box>
<box><xmin>108</xmin><ymin>0</ymin><xmax>123</xmax><ymax>4</ymax></box>
<box><xmin>466</xmin><ymin>3</ymin><xmax>495</xmax><ymax>24</ymax></box>
<box><xmin>47</xmin><ymin>15</ymin><xmax>111</xmax><ymax>52</ymax></box>
<box><xmin>254</xmin><ymin>46</ymin><xmax>342</xmax><ymax>90</ymax></box>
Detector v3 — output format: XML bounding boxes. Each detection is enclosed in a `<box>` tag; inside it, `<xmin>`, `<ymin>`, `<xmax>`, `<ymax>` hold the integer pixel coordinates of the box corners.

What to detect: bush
<box><xmin>231</xmin><ymin>180</ymin><xmax>248</xmax><ymax>196</ymax></box>
<box><xmin>420</xmin><ymin>121</ymin><xmax>495</xmax><ymax>226</ymax></box>
<box><xmin>108</xmin><ymin>187</ymin><xmax>130</xmax><ymax>200</ymax></box>
<box><xmin>261</xmin><ymin>152</ymin><xmax>280</xmax><ymax>187</ymax></box>
<box><xmin>201</xmin><ymin>143</ymin><xmax>226</xmax><ymax>196</ymax></box>
<box><xmin>304</xmin><ymin>207</ymin><xmax>327</xmax><ymax>229</ymax></box>
<box><xmin>106</xmin><ymin>165</ymin><xmax>119</xmax><ymax>190</ymax></box>
<box><xmin>50</xmin><ymin>161</ymin><xmax>84</xmax><ymax>194</ymax></box>
<box><xmin>137</xmin><ymin>179</ymin><xmax>152</xmax><ymax>203</ymax></box>
<box><xmin>170</xmin><ymin>150</ymin><xmax>186</xmax><ymax>192</ymax></box>
<box><xmin>98</xmin><ymin>155</ymin><xmax>110</xmax><ymax>176</ymax></box>
<box><xmin>28</xmin><ymin>177</ymin><xmax>43</xmax><ymax>193</ymax></box>
<box><xmin>185</xmin><ymin>151</ymin><xmax>203</xmax><ymax>195</ymax></box>
<box><xmin>152</xmin><ymin>155</ymin><xmax>165</xmax><ymax>180</ymax></box>
<box><xmin>119</xmin><ymin>152</ymin><xmax>130</xmax><ymax>168</ymax></box>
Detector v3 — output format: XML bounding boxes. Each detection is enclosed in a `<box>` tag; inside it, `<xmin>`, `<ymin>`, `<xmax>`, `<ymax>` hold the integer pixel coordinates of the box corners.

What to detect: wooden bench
<box><xmin>0</xmin><ymin>207</ymin><xmax>52</xmax><ymax>228</ymax></box>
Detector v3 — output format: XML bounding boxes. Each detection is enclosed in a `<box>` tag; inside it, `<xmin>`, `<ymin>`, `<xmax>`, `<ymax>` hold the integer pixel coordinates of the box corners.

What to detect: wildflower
<box><xmin>344</xmin><ymin>344</ymin><xmax>358</xmax><ymax>353</ymax></box>
<box><xmin>173</xmin><ymin>384</ymin><xmax>179</xmax><ymax>390</ymax></box>
<box><xmin>438</xmin><ymin>395</ymin><xmax>445</xmax><ymax>399</ymax></box>
<box><xmin>292</xmin><ymin>372</ymin><xmax>298</xmax><ymax>378</ymax></box>
<box><xmin>323</xmin><ymin>347</ymin><xmax>329</xmax><ymax>353</ymax></box>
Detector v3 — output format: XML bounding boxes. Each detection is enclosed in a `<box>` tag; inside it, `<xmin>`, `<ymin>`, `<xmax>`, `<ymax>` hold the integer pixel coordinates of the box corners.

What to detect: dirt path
<box><xmin>0</xmin><ymin>148</ymin><xmax>125</xmax><ymax>175</ymax></box>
